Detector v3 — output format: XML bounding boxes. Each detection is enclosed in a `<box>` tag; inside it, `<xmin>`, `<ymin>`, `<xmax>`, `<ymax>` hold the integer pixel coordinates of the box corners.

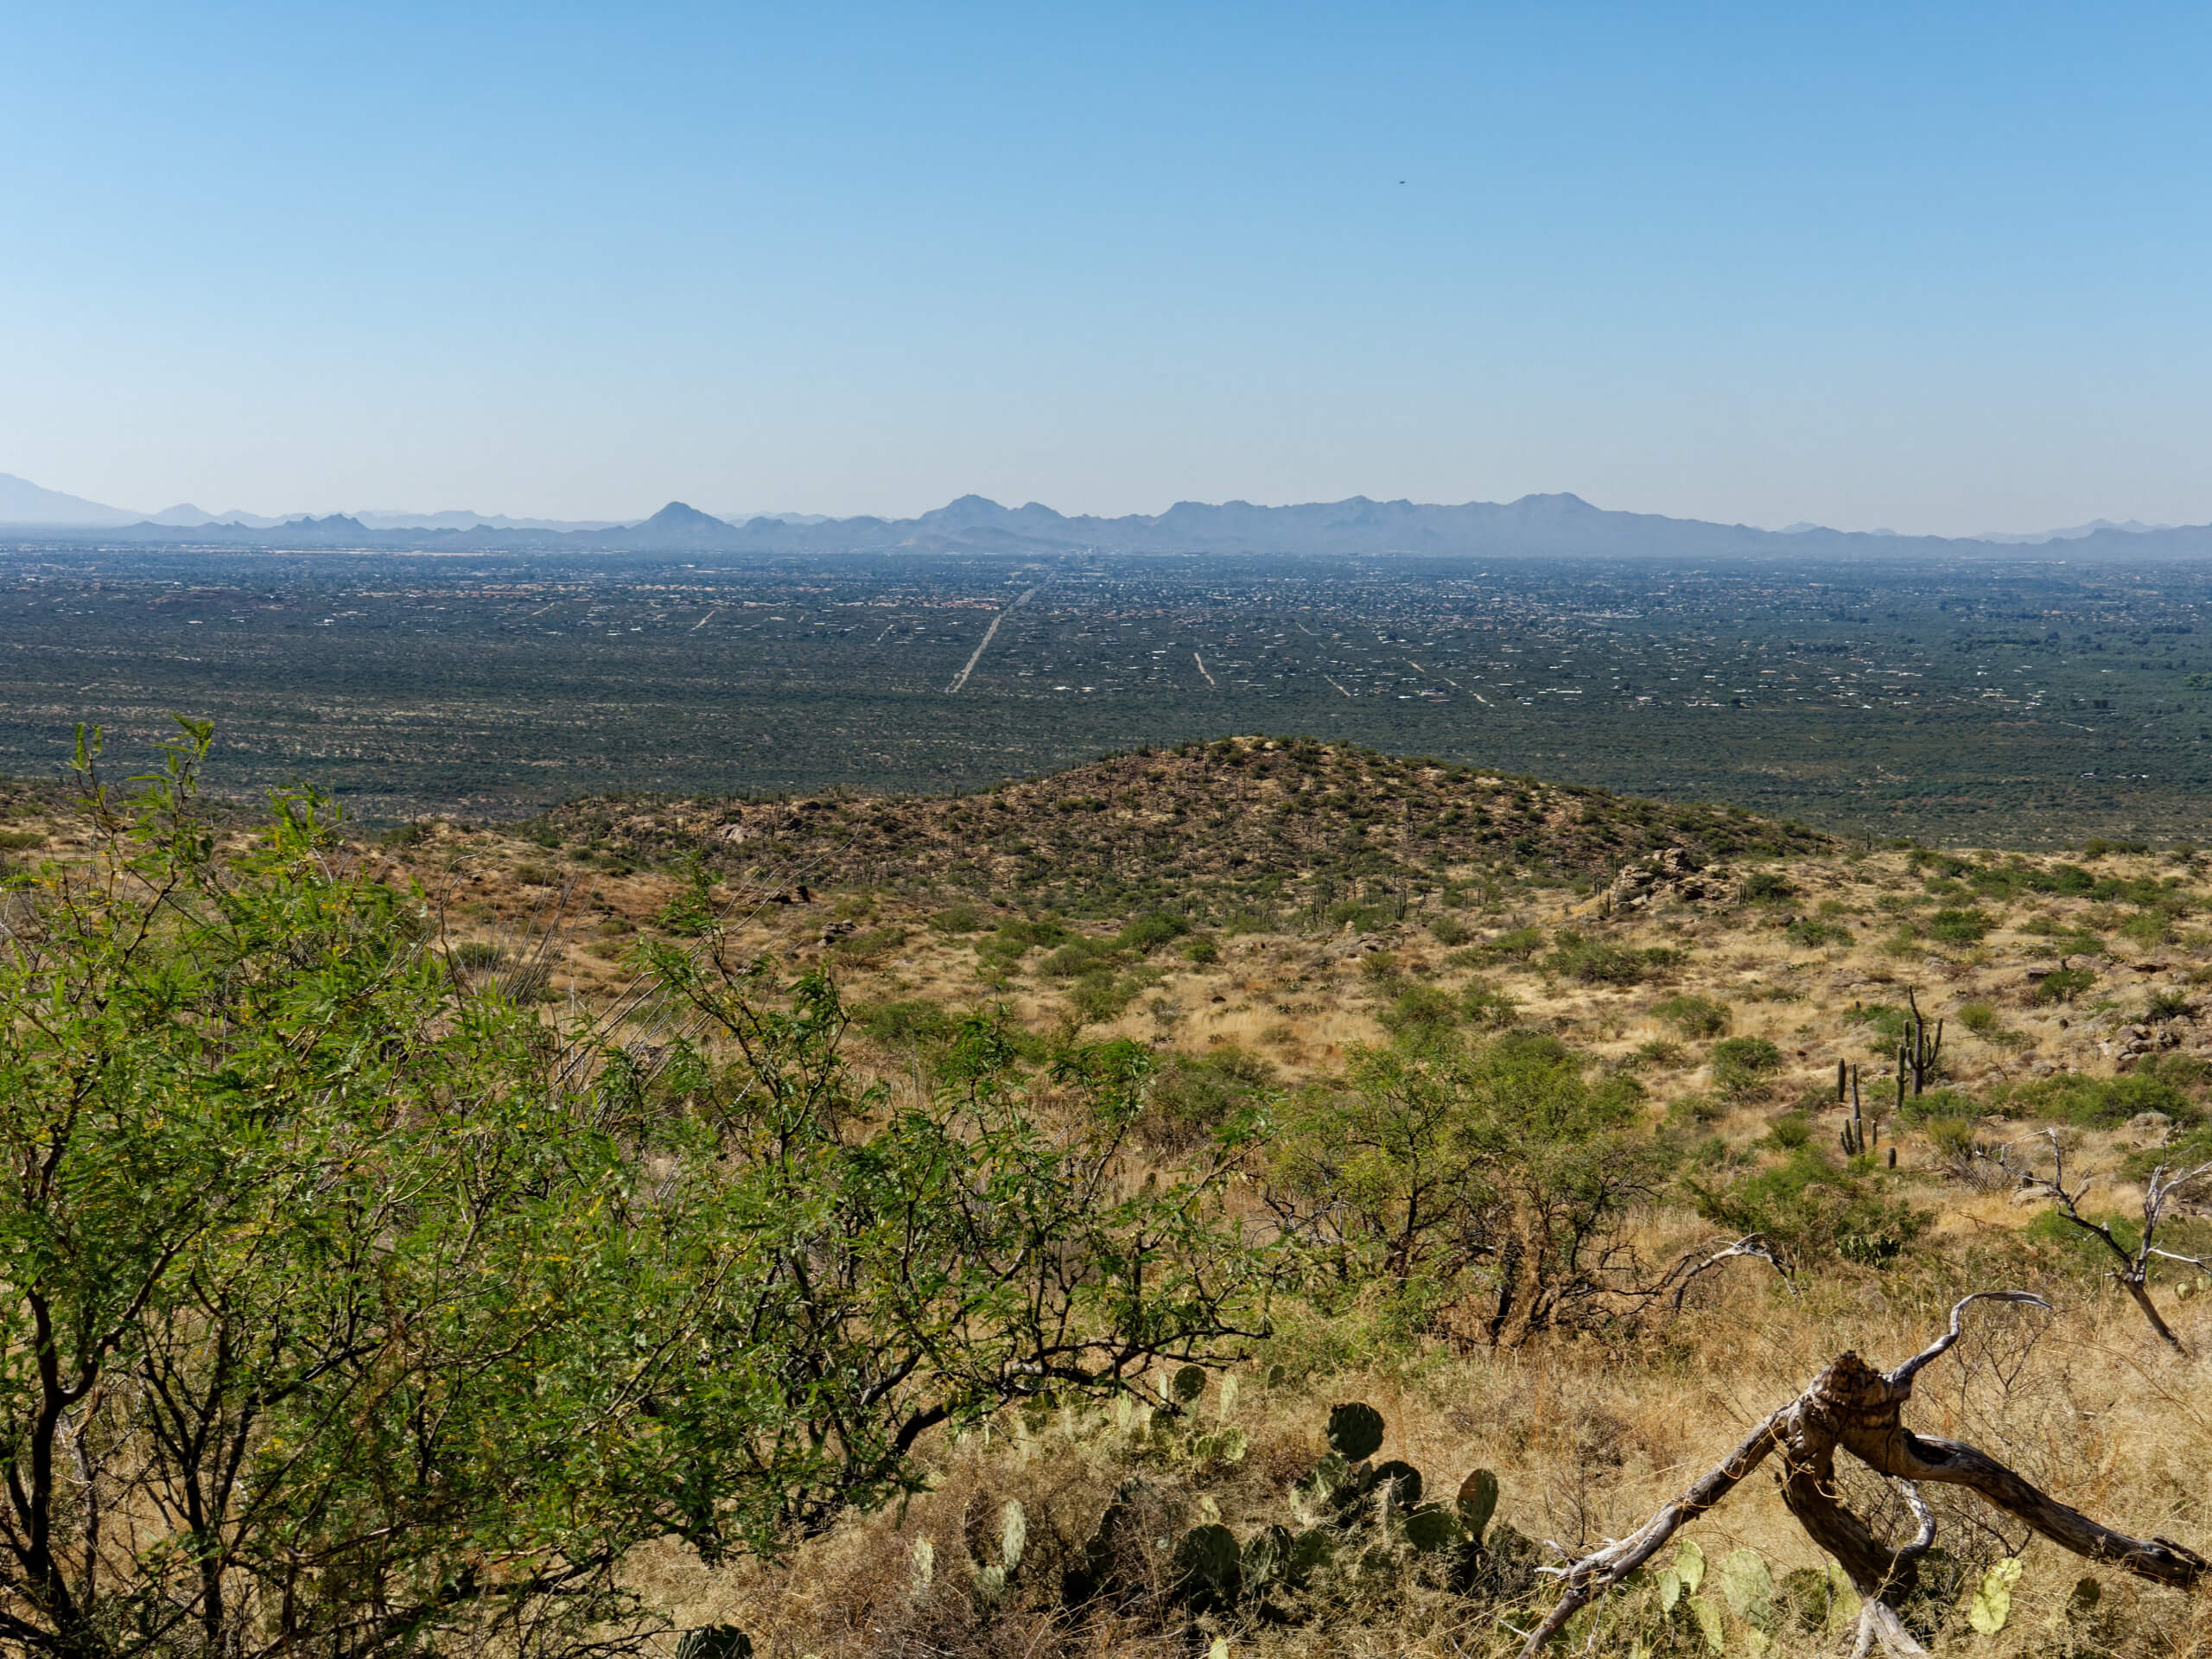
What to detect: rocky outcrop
<box><xmin>1605</xmin><ymin>847</ymin><xmax>1719</xmax><ymax>912</ymax></box>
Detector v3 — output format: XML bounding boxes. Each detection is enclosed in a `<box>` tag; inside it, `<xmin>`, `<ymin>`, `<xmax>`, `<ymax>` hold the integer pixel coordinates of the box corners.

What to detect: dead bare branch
<box><xmin>1660</xmin><ymin>1234</ymin><xmax>1796</xmax><ymax>1313</ymax></box>
<box><xmin>1516</xmin><ymin>1293</ymin><xmax>2206</xmax><ymax>1659</ymax></box>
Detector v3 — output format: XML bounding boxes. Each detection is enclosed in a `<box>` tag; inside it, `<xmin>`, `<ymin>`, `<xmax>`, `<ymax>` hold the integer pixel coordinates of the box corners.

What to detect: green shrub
<box><xmin>1142</xmin><ymin>1046</ymin><xmax>1275</xmax><ymax>1150</ymax></box>
<box><xmin>1784</xmin><ymin>918</ymin><xmax>1849</xmax><ymax>948</ymax></box>
<box><xmin>1712</xmin><ymin>1037</ymin><xmax>1783</xmax><ymax>1073</ymax></box>
<box><xmin>2147</xmin><ymin>988</ymin><xmax>2193</xmax><ymax>1023</ymax></box>
<box><xmin>1041</xmin><ymin>938</ymin><xmax>1116</xmax><ymax>977</ymax></box>
<box><xmin>1264</xmin><ymin>1029</ymin><xmax>1669</xmax><ymax>1340</ymax></box>
<box><xmin>1461</xmin><ymin>979</ymin><xmax>1518</xmax><ymax>1027</ymax></box>
<box><xmin>1428</xmin><ymin>914</ymin><xmax>1473</xmax><ymax>947</ymax></box>
<box><xmin>982</xmin><ymin>917</ymin><xmax>1071</xmax><ymax>970</ymax></box>
<box><xmin>1067</xmin><ymin>969</ymin><xmax>1140</xmax><ymax>1027</ymax></box>
<box><xmin>2034</xmin><ymin>965</ymin><xmax>2098</xmax><ymax>1004</ymax></box>
<box><xmin>1925</xmin><ymin>908</ymin><xmax>1993</xmax><ymax>944</ymax></box>
<box><xmin>1118</xmin><ymin>912</ymin><xmax>1190</xmax><ymax>952</ymax></box>
<box><xmin>2120</xmin><ymin>1124</ymin><xmax>2212</xmax><ymax>1183</ymax></box>
<box><xmin>1183</xmin><ymin>935</ymin><xmax>1221</xmax><ymax>965</ymax></box>
<box><xmin>829</xmin><ymin>926</ymin><xmax>909</xmax><ymax>967</ymax></box>
<box><xmin>2120</xmin><ymin>912</ymin><xmax>2171</xmax><ymax>950</ymax></box>
<box><xmin>929</xmin><ymin>902</ymin><xmax>984</xmax><ymax>934</ymax></box>
<box><xmin>0</xmin><ymin>724</ymin><xmax>1265</xmax><ymax>1659</ymax></box>
<box><xmin>1484</xmin><ymin>926</ymin><xmax>1546</xmax><ymax>961</ymax></box>
<box><xmin>1992</xmin><ymin>1071</ymin><xmax>2198</xmax><ymax>1129</ymax></box>
<box><xmin>1955</xmin><ymin>1002</ymin><xmax>1999</xmax><ymax>1035</ymax></box>
<box><xmin>1743</xmin><ymin>871</ymin><xmax>1797</xmax><ymax>904</ymax></box>
<box><xmin>1893</xmin><ymin>1086</ymin><xmax>1978</xmax><ymax>1128</ymax></box>
<box><xmin>1764</xmin><ymin>1110</ymin><xmax>1813</xmax><ymax>1150</ymax></box>
<box><xmin>1688</xmin><ymin>1151</ymin><xmax>1929</xmax><ymax>1267</ymax></box>
<box><xmin>452</xmin><ymin>940</ymin><xmax>504</xmax><ymax>972</ymax></box>
<box><xmin>1380</xmin><ymin>984</ymin><xmax>1461</xmax><ymax>1040</ymax></box>
<box><xmin>1544</xmin><ymin>939</ymin><xmax>1642</xmax><ymax>984</ymax></box>
<box><xmin>1919</xmin><ymin>1116</ymin><xmax>1980</xmax><ymax>1166</ymax></box>
<box><xmin>855</xmin><ymin>998</ymin><xmax>960</xmax><ymax>1050</ymax></box>
<box><xmin>1653</xmin><ymin>994</ymin><xmax>1731</xmax><ymax>1039</ymax></box>
<box><xmin>1712</xmin><ymin>1035</ymin><xmax>1785</xmax><ymax>1101</ymax></box>
<box><xmin>1846</xmin><ymin>1001</ymin><xmax>1913</xmax><ymax>1052</ymax></box>
<box><xmin>1325</xmin><ymin>900</ymin><xmax>1393</xmax><ymax>932</ymax></box>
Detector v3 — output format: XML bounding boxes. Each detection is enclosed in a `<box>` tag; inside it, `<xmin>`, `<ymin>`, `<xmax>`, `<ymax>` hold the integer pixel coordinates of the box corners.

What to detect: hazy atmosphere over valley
<box><xmin>3</xmin><ymin>6</ymin><xmax>2212</xmax><ymax>1659</ymax></box>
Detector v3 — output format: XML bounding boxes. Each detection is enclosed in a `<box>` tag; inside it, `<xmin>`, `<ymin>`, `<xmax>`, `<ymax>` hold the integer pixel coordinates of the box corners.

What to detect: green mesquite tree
<box><xmin>0</xmin><ymin>722</ymin><xmax>1263</xmax><ymax>1659</ymax></box>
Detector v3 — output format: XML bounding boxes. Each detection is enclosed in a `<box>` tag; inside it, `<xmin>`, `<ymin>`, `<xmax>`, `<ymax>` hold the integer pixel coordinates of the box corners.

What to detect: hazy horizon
<box><xmin>8</xmin><ymin>3</ymin><xmax>2212</xmax><ymax>537</ymax></box>
<box><xmin>0</xmin><ymin>468</ymin><xmax>2192</xmax><ymax>545</ymax></box>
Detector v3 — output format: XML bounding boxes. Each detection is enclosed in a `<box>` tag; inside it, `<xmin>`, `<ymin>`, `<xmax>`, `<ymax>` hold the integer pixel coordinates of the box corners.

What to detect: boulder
<box><xmin>2118</xmin><ymin>1110</ymin><xmax>2175</xmax><ymax>1147</ymax></box>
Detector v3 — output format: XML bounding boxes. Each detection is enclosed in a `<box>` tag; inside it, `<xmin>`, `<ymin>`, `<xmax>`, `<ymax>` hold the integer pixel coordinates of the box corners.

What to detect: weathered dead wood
<box><xmin>2024</xmin><ymin>1128</ymin><xmax>2211</xmax><ymax>1351</ymax></box>
<box><xmin>1518</xmin><ymin>1292</ymin><xmax>2206</xmax><ymax>1659</ymax></box>
<box><xmin>1657</xmin><ymin>1234</ymin><xmax>1796</xmax><ymax>1313</ymax></box>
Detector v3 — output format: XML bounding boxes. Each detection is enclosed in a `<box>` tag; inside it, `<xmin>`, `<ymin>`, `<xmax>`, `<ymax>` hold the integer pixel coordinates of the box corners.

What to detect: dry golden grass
<box><xmin>625</xmin><ymin>1271</ymin><xmax>2209</xmax><ymax>1659</ymax></box>
<box><xmin>20</xmin><ymin>784</ymin><xmax>2206</xmax><ymax>1654</ymax></box>
<box><xmin>379</xmin><ymin>829</ymin><xmax>2208</xmax><ymax>1656</ymax></box>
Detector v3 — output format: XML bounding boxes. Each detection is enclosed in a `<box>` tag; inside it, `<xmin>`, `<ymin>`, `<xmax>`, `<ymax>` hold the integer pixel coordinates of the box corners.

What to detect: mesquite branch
<box><xmin>1517</xmin><ymin>1293</ymin><xmax>2206</xmax><ymax>1659</ymax></box>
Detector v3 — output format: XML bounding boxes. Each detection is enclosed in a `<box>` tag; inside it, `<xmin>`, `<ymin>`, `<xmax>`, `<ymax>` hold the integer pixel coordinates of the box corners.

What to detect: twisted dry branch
<box><xmin>1517</xmin><ymin>1293</ymin><xmax>2206</xmax><ymax>1659</ymax></box>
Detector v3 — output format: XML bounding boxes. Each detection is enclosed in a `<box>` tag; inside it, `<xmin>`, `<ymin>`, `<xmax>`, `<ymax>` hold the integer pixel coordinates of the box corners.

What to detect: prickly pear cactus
<box><xmin>1718</xmin><ymin>1548</ymin><xmax>1772</xmax><ymax>1629</ymax></box>
<box><xmin>1325</xmin><ymin>1402</ymin><xmax>1384</xmax><ymax>1462</ymax></box>
<box><xmin>1172</xmin><ymin>1522</ymin><xmax>1243</xmax><ymax>1609</ymax></box>
<box><xmin>1285</xmin><ymin>1527</ymin><xmax>1335</xmax><ymax>1590</ymax></box>
<box><xmin>674</xmin><ymin>1627</ymin><xmax>753</xmax><ymax>1659</ymax></box>
<box><xmin>1241</xmin><ymin>1522</ymin><xmax>1294</xmax><ymax>1593</ymax></box>
<box><xmin>1456</xmin><ymin>1468</ymin><xmax>1499</xmax><ymax>1543</ymax></box>
<box><xmin>1171</xmin><ymin>1363</ymin><xmax>1208</xmax><ymax>1404</ymax></box>
<box><xmin>1403</xmin><ymin>1505</ymin><xmax>1464</xmax><ymax>1554</ymax></box>
<box><xmin>1371</xmin><ymin>1459</ymin><xmax>1422</xmax><ymax>1510</ymax></box>
<box><xmin>1968</xmin><ymin>1558</ymin><xmax>2024</xmax><ymax>1635</ymax></box>
<box><xmin>1293</xmin><ymin>1451</ymin><xmax>1351</xmax><ymax>1525</ymax></box>
<box><xmin>963</xmin><ymin>1493</ymin><xmax>1027</xmax><ymax>1604</ymax></box>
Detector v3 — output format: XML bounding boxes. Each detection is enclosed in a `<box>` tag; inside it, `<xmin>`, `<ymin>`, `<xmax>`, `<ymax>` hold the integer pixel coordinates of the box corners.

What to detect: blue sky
<box><xmin>4</xmin><ymin>1</ymin><xmax>2209</xmax><ymax>531</ymax></box>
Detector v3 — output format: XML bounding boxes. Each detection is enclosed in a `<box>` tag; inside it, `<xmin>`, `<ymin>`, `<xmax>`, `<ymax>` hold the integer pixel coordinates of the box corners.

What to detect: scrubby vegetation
<box><xmin>1</xmin><ymin>727</ymin><xmax>2208</xmax><ymax>1658</ymax></box>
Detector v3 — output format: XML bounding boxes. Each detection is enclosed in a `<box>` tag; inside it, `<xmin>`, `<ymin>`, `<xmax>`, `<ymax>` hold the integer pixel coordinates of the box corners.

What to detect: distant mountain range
<box><xmin>4</xmin><ymin>472</ymin><xmax>2211</xmax><ymax>560</ymax></box>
